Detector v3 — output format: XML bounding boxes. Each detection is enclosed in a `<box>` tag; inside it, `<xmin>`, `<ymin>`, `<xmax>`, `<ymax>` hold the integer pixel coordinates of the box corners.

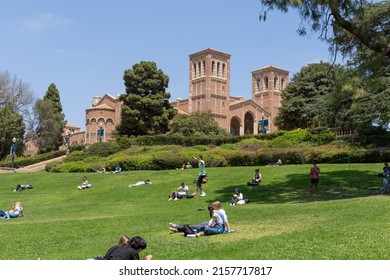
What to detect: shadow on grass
<box><xmin>213</xmin><ymin>169</ymin><xmax>384</xmax><ymax>205</ymax></box>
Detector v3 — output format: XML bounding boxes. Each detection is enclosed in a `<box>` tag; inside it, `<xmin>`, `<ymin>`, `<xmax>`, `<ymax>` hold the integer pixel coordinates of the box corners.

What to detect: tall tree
<box><xmin>33</xmin><ymin>83</ymin><xmax>66</xmax><ymax>152</ymax></box>
<box><xmin>34</xmin><ymin>99</ymin><xmax>64</xmax><ymax>153</ymax></box>
<box><xmin>0</xmin><ymin>104</ymin><xmax>25</xmax><ymax>159</ymax></box>
<box><xmin>169</xmin><ymin>112</ymin><xmax>227</xmax><ymax>137</ymax></box>
<box><xmin>259</xmin><ymin>1</ymin><xmax>390</xmax><ymax>59</ymax></box>
<box><xmin>44</xmin><ymin>83</ymin><xmax>64</xmax><ymax>115</ymax></box>
<box><xmin>117</xmin><ymin>61</ymin><xmax>176</xmax><ymax>136</ymax></box>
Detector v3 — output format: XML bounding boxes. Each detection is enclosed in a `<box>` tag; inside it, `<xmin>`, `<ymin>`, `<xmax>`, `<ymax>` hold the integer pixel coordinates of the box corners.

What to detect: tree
<box><xmin>274</xmin><ymin>62</ymin><xmax>348</xmax><ymax>130</ymax></box>
<box><xmin>117</xmin><ymin>61</ymin><xmax>176</xmax><ymax>136</ymax></box>
<box><xmin>259</xmin><ymin>1</ymin><xmax>390</xmax><ymax>59</ymax></box>
<box><xmin>169</xmin><ymin>112</ymin><xmax>227</xmax><ymax>137</ymax></box>
<box><xmin>34</xmin><ymin>99</ymin><xmax>64</xmax><ymax>153</ymax></box>
<box><xmin>33</xmin><ymin>83</ymin><xmax>66</xmax><ymax>152</ymax></box>
<box><xmin>44</xmin><ymin>83</ymin><xmax>65</xmax><ymax>116</ymax></box>
<box><xmin>0</xmin><ymin>70</ymin><xmax>35</xmax><ymax>128</ymax></box>
<box><xmin>0</xmin><ymin>104</ymin><xmax>25</xmax><ymax>159</ymax></box>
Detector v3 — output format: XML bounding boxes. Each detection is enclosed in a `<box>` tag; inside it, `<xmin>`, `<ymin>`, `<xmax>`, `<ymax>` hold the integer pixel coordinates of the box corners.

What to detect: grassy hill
<box><xmin>1</xmin><ymin>163</ymin><xmax>389</xmax><ymax>260</ymax></box>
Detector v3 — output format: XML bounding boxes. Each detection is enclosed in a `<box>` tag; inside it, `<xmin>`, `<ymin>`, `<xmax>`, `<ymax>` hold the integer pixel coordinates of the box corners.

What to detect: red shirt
<box><xmin>310</xmin><ymin>166</ymin><xmax>320</xmax><ymax>179</ymax></box>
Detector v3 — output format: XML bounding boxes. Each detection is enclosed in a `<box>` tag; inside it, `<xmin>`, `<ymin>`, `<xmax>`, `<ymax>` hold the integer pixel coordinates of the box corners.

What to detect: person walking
<box><xmin>309</xmin><ymin>163</ymin><xmax>320</xmax><ymax>196</ymax></box>
<box><xmin>193</xmin><ymin>155</ymin><xmax>207</xmax><ymax>197</ymax></box>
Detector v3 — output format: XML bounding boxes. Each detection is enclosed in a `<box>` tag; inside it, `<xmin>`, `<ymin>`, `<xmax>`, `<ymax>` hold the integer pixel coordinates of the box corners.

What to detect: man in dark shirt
<box><xmin>111</xmin><ymin>236</ymin><xmax>152</xmax><ymax>260</ymax></box>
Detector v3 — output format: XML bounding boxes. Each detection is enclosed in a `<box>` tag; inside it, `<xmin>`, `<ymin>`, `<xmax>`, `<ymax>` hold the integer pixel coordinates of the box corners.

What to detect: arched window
<box><xmin>217</xmin><ymin>62</ymin><xmax>220</xmax><ymax>77</ymax></box>
<box><xmin>202</xmin><ymin>61</ymin><xmax>206</xmax><ymax>76</ymax></box>
<box><xmin>264</xmin><ymin>77</ymin><xmax>269</xmax><ymax>90</ymax></box>
<box><xmin>198</xmin><ymin>62</ymin><xmax>201</xmax><ymax>77</ymax></box>
<box><xmin>257</xmin><ymin>79</ymin><xmax>261</xmax><ymax>91</ymax></box>
<box><xmin>212</xmin><ymin>61</ymin><xmax>215</xmax><ymax>76</ymax></box>
<box><xmin>193</xmin><ymin>63</ymin><xmax>197</xmax><ymax>78</ymax></box>
<box><xmin>274</xmin><ymin>76</ymin><xmax>278</xmax><ymax>90</ymax></box>
<box><xmin>222</xmin><ymin>63</ymin><xmax>226</xmax><ymax>78</ymax></box>
<box><xmin>281</xmin><ymin>78</ymin><xmax>285</xmax><ymax>89</ymax></box>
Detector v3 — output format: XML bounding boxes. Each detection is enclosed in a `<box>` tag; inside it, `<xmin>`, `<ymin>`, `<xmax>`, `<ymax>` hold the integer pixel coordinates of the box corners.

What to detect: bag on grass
<box><xmin>182</xmin><ymin>224</ymin><xmax>195</xmax><ymax>237</ymax></box>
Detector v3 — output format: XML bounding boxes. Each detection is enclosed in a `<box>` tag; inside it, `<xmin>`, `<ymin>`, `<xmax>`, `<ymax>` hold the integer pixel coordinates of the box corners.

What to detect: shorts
<box><xmin>310</xmin><ymin>178</ymin><xmax>319</xmax><ymax>184</ymax></box>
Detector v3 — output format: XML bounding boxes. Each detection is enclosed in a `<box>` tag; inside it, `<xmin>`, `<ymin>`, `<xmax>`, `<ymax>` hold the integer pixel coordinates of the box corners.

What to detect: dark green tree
<box><xmin>0</xmin><ymin>104</ymin><xmax>25</xmax><ymax>159</ymax></box>
<box><xmin>169</xmin><ymin>112</ymin><xmax>227</xmax><ymax>137</ymax></box>
<box><xmin>275</xmin><ymin>62</ymin><xmax>341</xmax><ymax>130</ymax></box>
<box><xmin>44</xmin><ymin>83</ymin><xmax>64</xmax><ymax>115</ymax></box>
<box><xmin>34</xmin><ymin>99</ymin><xmax>64</xmax><ymax>153</ymax></box>
<box><xmin>117</xmin><ymin>61</ymin><xmax>176</xmax><ymax>136</ymax></box>
<box><xmin>34</xmin><ymin>83</ymin><xmax>66</xmax><ymax>152</ymax></box>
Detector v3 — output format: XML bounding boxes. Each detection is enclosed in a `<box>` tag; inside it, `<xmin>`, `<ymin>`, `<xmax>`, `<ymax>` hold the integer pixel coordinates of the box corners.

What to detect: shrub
<box><xmin>85</xmin><ymin>142</ymin><xmax>121</xmax><ymax>157</ymax></box>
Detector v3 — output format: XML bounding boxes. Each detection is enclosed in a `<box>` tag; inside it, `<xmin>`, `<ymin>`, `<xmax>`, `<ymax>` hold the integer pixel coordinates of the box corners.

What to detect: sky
<box><xmin>0</xmin><ymin>0</ymin><xmax>335</xmax><ymax>128</ymax></box>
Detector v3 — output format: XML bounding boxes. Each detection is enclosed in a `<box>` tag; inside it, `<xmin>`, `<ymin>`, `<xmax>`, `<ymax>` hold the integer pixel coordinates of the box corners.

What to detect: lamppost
<box><xmin>10</xmin><ymin>137</ymin><xmax>16</xmax><ymax>170</ymax></box>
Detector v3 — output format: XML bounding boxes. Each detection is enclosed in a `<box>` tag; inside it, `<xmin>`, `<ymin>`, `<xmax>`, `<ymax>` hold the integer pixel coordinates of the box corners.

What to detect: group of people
<box><xmin>0</xmin><ymin>201</ymin><xmax>23</xmax><ymax>220</ymax></box>
<box><xmin>169</xmin><ymin>200</ymin><xmax>231</xmax><ymax>237</ymax></box>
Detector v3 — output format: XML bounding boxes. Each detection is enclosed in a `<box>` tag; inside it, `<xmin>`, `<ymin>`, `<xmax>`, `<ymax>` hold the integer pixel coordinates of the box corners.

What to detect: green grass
<box><xmin>0</xmin><ymin>163</ymin><xmax>389</xmax><ymax>260</ymax></box>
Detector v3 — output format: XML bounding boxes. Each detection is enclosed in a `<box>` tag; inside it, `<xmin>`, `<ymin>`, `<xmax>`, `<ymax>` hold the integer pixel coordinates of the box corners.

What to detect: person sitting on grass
<box><xmin>169</xmin><ymin>182</ymin><xmax>190</xmax><ymax>200</ymax></box>
<box><xmin>247</xmin><ymin>168</ymin><xmax>261</xmax><ymax>186</ymax></box>
<box><xmin>3</xmin><ymin>201</ymin><xmax>23</xmax><ymax>220</ymax></box>
<box><xmin>169</xmin><ymin>204</ymin><xmax>214</xmax><ymax>233</ymax></box>
<box><xmin>128</xmin><ymin>179</ymin><xmax>151</xmax><ymax>188</ymax></box>
<box><xmin>77</xmin><ymin>176</ymin><xmax>92</xmax><ymax>190</ymax></box>
<box><xmin>196</xmin><ymin>201</ymin><xmax>231</xmax><ymax>237</ymax></box>
<box><xmin>112</xmin><ymin>165</ymin><xmax>122</xmax><ymax>174</ymax></box>
<box><xmin>230</xmin><ymin>188</ymin><xmax>244</xmax><ymax>206</ymax></box>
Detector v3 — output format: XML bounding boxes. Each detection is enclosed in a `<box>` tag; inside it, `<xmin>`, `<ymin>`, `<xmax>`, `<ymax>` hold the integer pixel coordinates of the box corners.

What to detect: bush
<box><xmin>85</xmin><ymin>142</ymin><xmax>121</xmax><ymax>157</ymax></box>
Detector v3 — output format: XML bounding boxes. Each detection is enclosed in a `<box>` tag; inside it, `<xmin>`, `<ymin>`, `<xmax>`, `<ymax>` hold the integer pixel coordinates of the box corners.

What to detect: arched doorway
<box><xmin>230</xmin><ymin>117</ymin><xmax>240</xmax><ymax>136</ymax></box>
<box><xmin>244</xmin><ymin>112</ymin><xmax>254</xmax><ymax>134</ymax></box>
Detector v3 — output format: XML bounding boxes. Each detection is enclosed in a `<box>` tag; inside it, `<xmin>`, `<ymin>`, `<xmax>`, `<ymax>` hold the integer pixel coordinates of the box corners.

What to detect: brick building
<box><xmin>171</xmin><ymin>48</ymin><xmax>289</xmax><ymax>135</ymax></box>
<box><xmin>55</xmin><ymin>47</ymin><xmax>290</xmax><ymax>154</ymax></box>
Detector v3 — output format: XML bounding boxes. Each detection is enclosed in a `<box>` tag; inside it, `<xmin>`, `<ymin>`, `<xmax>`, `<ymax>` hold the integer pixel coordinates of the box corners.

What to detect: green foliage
<box><xmin>169</xmin><ymin>112</ymin><xmax>227</xmax><ymax>137</ymax></box>
<box><xmin>34</xmin><ymin>99</ymin><xmax>64</xmax><ymax>153</ymax></box>
<box><xmin>0</xmin><ymin>104</ymin><xmax>25</xmax><ymax>159</ymax></box>
<box><xmin>117</xmin><ymin>61</ymin><xmax>176</xmax><ymax>136</ymax></box>
<box><xmin>85</xmin><ymin>142</ymin><xmax>121</xmax><ymax>157</ymax></box>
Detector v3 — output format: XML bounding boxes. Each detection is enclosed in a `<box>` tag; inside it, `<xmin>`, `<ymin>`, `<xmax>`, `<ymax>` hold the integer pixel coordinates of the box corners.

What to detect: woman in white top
<box><xmin>4</xmin><ymin>201</ymin><xmax>22</xmax><ymax>219</ymax></box>
<box><xmin>196</xmin><ymin>201</ymin><xmax>231</xmax><ymax>237</ymax></box>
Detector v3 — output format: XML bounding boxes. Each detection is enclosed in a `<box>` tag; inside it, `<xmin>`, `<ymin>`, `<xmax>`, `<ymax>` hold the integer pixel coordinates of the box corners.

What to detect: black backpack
<box><xmin>182</xmin><ymin>224</ymin><xmax>195</xmax><ymax>236</ymax></box>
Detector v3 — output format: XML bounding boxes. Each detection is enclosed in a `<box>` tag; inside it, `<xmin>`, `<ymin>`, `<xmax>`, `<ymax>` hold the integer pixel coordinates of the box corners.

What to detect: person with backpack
<box><xmin>192</xmin><ymin>155</ymin><xmax>207</xmax><ymax>197</ymax></box>
<box><xmin>196</xmin><ymin>201</ymin><xmax>231</xmax><ymax>237</ymax></box>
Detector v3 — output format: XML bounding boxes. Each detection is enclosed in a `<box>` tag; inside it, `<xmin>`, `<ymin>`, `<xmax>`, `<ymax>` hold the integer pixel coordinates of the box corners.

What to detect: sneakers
<box><xmin>169</xmin><ymin>223</ymin><xmax>177</xmax><ymax>228</ymax></box>
<box><xmin>168</xmin><ymin>197</ymin><xmax>172</xmax><ymax>201</ymax></box>
<box><xmin>200</xmin><ymin>191</ymin><xmax>206</xmax><ymax>197</ymax></box>
<box><xmin>170</xmin><ymin>227</ymin><xmax>178</xmax><ymax>233</ymax></box>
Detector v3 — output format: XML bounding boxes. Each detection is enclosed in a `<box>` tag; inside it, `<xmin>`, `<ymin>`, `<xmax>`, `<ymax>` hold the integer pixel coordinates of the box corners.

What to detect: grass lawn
<box><xmin>0</xmin><ymin>163</ymin><xmax>389</xmax><ymax>260</ymax></box>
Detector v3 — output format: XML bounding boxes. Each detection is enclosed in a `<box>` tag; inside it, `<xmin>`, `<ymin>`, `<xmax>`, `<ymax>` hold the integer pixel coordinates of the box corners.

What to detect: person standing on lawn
<box><xmin>193</xmin><ymin>155</ymin><xmax>207</xmax><ymax>197</ymax></box>
<box><xmin>309</xmin><ymin>162</ymin><xmax>320</xmax><ymax>196</ymax></box>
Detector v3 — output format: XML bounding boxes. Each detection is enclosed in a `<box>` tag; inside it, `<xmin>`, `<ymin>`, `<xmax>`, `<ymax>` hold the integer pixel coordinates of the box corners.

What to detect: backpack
<box><xmin>182</xmin><ymin>224</ymin><xmax>195</xmax><ymax>237</ymax></box>
<box><xmin>0</xmin><ymin>210</ymin><xmax>5</xmax><ymax>217</ymax></box>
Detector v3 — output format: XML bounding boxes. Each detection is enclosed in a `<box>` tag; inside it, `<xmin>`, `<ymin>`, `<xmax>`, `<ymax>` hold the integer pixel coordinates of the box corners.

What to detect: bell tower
<box><xmin>189</xmin><ymin>48</ymin><xmax>230</xmax><ymax>129</ymax></box>
<box><xmin>251</xmin><ymin>66</ymin><xmax>289</xmax><ymax>132</ymax></box>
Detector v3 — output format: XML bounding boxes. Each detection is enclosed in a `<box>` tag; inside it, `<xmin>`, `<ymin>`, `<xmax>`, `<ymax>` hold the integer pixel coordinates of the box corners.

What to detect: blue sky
<box><xmin>1</xmin><ymin>0</ymin><xmax>334</xmax><ymax>128</ymax></box>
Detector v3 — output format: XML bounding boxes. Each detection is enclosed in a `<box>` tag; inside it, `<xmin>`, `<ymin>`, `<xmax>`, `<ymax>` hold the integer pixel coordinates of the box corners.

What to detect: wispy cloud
<box><xmin>18</xmin><ymin>13</ymin><xmax>72</xmax><ymax>32</ymax></box>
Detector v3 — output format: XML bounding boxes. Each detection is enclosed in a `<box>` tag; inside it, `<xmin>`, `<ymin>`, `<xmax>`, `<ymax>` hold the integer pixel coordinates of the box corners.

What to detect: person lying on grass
<box><xmin>128</xmin><ymin>179</ymin><xmax>151</xmax><ymax>188</ymax></box>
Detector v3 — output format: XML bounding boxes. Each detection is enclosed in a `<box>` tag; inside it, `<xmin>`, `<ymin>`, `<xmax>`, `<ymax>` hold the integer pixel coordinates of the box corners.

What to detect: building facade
<box><xmin>171</xmin><ymin>48</ymin><xmax>289</xmax><ymax>135</ymax></box>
